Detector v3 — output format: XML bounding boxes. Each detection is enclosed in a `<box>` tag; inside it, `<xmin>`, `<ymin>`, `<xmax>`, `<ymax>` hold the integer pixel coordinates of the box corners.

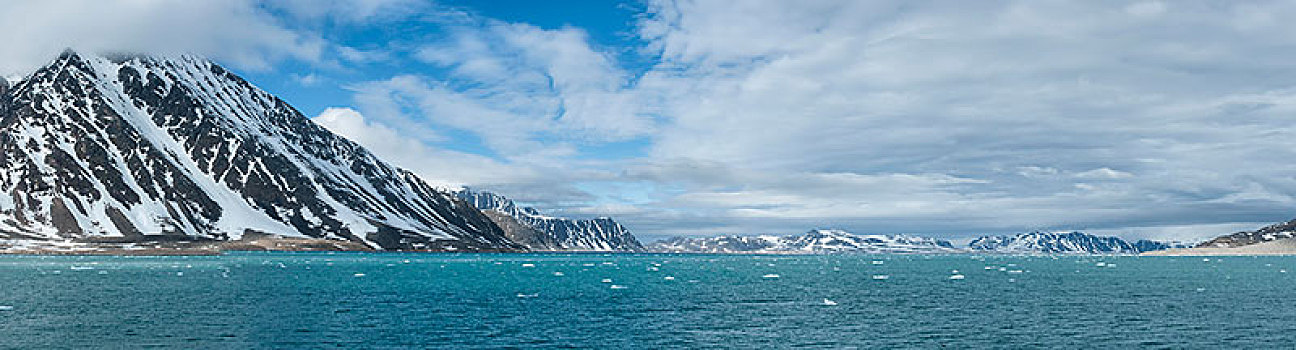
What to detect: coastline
<box><xmin>1141</xmin><ymin>238</ymin><xmax>1296</xmax><ymax>256</ymax></box>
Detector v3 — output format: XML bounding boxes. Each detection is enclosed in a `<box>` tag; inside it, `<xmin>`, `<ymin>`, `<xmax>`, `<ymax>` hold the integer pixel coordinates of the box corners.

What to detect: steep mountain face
<box><xmin>455</xmin><ymin>190</ymin><xmax>644</xmax><ymax>251</ymax></box>
<box><xmin>0</xmin><ymin>50</ymin><xmax>523</xmax><ymax>251</ymax></box>
<box><xmin>1196</xmin><ymin>219</ymin><xmax>1296</xmax><ymax>248</ymax></box>
<box><xmin>649</xmin><ymin>229</ymin><xmax>962</xmax><ymax>254</ymax></box>
<box><xmin>968</xmin><ymin>231</ymin><xmax>1180</xmax><ymax>254</ymax></box>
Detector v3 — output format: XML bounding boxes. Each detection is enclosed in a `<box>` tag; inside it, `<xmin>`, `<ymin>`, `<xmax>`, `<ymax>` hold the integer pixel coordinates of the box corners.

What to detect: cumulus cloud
<box><xmin>588</xmin><ymin>0</ymin><xmax>1296</xmax><ymax>238</ymax></box>
<box><xmin>319</xmin><ymin>0</ymin><xmax>1296</xmax><ymax>240</ymax></box>
<box><xmin>312</xmin><ymin>107</ymin><xmax>536</xmax><ymax>188</ymax></box>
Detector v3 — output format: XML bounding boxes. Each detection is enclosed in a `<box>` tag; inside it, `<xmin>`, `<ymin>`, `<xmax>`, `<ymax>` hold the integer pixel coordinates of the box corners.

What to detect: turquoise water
<box><xmin>0</xmin><ymin>253</ymin><xmax>1293</xmax><ymax>349</ymax></box>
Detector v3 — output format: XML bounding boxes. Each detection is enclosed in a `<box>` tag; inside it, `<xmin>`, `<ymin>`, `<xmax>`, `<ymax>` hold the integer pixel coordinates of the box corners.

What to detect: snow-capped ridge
<box><xmin>650</xmin><ymin>229</ymin><xmax>961</xmax><ymax>254</ymax></box>
<box><xmin>1197</xmin><ymin>218</ymin><xmax>1296</xmax><ymax>248</ymax></box>
<box><xmin>455</xmin><ymin>189</ymin><xmax>644</xmax><ymax>251</ymax></box>
<box><xmin>968</xmin><ymin>231</ymin><xmax>1183</xmax><ymax>254</ymax></box>
<box><xmin>0</xmin><ymin>50</ymin><xmax>522</xmax><ymax>251</ymax></box>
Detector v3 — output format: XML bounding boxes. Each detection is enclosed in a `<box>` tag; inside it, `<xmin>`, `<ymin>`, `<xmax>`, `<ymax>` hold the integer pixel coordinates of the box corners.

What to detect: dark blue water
<box><xmin>0</xmin><ymin>253</ymin><xmax>1293</xmax><ymax>348</ymax></box>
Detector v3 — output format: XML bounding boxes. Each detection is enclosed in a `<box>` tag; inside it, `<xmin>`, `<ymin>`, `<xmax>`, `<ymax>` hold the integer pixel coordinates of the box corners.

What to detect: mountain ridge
<box><xmin>454</xmin><ymin>189</ymin><xmax>644</xmax><ymax>251</ymax></box>
<box><xmin>0</xmin><ymin>50</ymin><xmax>523</xmax><ymax>251</ymax></box>
<box><xmin>968</xmin><ymin>231</ymin><xmax>1185</xmax><ymax>254</ymax></box>
<box><xmin>648</xmin><ymin>229</ymin><xmax>962</xmax><ymax>254</ymax></box>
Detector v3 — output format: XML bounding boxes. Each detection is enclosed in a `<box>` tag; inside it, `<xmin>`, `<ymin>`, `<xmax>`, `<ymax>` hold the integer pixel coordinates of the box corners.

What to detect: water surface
<box><xmin>0</xmin><ymin>253</ymin><xmax>1292</xmax><ymax>348</ymax></box>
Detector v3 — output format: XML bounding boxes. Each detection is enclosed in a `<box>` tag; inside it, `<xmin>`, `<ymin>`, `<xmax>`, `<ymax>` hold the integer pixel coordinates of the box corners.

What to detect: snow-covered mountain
<box><xmin>0</xmin><ymin>50</ymin><xmax>523</xmax><ymax>251</ymax></box>
<box><xmin>968</xmin><ymin>231</ymin><xmax>1182</xmax><ymax>254</ymax></box>
<box><xmin>649</xmin><ymin>229</ymin><xmax>962</xmax><ymax>254</ymax></box>
<box><xmin>1196</xmin><ymin>219</ymin><xmax>1296</xmax><ymax>248</ymax></box>
<box><xmin>454</xmin><ymin>190</ymin><xmax>644</xmax><ymax>251</ymax></box>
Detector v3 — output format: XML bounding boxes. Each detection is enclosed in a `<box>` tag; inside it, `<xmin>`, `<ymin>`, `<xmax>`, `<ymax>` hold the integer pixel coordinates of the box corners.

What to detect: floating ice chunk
<box><xmin>822</xmin><ymin>299</ymin><xmax>838</xmax><ymax>306</ymax></box>
<box><xmin>872</xmin><ymin>275</ymin><xmax>889</xmax><ymax>280</ymax></box>
<box><xmin>949</xmin><ymin>274</ymin><xmax>965</xmax><ymax>280</ymax></box>
<box><xmin>762</xmin><ymin>274</ymin><xmax>780</xmax><ymax>279</ymax></box>
<box><xmin>610</xmin><ymin>285</ymin><xmax>628</xmax><ymax>289</ymax></box>
<box><xmin>353</xmin><ymin>273</ymin><xmax>366</xmax><ymax>277</ymax></box>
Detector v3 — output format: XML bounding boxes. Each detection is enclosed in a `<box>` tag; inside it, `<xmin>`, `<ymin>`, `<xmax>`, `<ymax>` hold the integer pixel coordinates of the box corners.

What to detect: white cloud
<box><xmin>594</xmin><ymin>0</ymin><xmax>1296</xmax><ymax>238</ymax></box>
<box><xmin>0</xmin><ymin>0</ymin><xmax>423</xmax><ymax>77</ymax></box>
<box><xmin>321</xmin><ymin>0</ymin><xmax>1296</xmax><ymax>240</ymax></box>
<box><xmin>311</xmin><ymin>107</ymin><xmax>535</xmax><ymax>188</ymax></box>
<box><xmin>406</xmin><ymin>20</ymin><xmax>655</xmax><ymax>147</ymax></box>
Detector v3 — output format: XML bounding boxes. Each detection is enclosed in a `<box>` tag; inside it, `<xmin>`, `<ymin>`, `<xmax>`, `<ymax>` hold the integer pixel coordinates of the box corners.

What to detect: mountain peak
<box><xmin>0</xmin><ymin>52</ymin><xmax>523</xmax><ymax>251</ymax></box>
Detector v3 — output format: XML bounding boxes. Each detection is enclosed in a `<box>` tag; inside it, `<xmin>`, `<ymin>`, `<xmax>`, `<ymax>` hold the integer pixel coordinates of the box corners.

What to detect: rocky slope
<box><xmin>968</xmin><ymin>231</ymin><xmax>1182</xmax><ymax>254</ymax></box>
<box><xmin>1195</xmin><ymin>219</ymin><xmax>1296</xmax><ymax>248</ymax></box>
<box><xmin>455</xmin><ymin>190</ymin><xmax>644</xmax><ymax>251</ymax></box>
<box><xmin>649</xmin><ymin>229</ymin><xmax>962</xmax><ymax>254</ymax></box>
<box><xmin>0</xmin><ymin>50</ymin><xmax>523</xmax><ymax>251</ymax></box>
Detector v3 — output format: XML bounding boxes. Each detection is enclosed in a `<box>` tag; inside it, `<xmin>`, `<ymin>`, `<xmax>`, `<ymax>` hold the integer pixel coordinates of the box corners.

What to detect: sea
<box><xmin>0</xmin><ymin>252</ymin><xmax>1293</xmax><ymax>349</ymax></box>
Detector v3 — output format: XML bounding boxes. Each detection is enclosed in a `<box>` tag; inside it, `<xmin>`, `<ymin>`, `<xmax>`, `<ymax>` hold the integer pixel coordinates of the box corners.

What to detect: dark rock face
<box><xmin>455</xmin><ymin>190</ymin><xmax>644</xmax><ymax>251</ymax></box>
<box><xmin>968</xmin><ymin>231</ymin><xmax>1180</xmax><ymax>254</ymax></box>
<box><xmin>1197</xmin><ymin>219</ymin><xmax>1296</xmax><ymax>248</ymax></box>
<box><xmin>481</xmin><ymin>210</ymin><xmax>561</xmax><ymax>251</ymax></box>
<box><xmin>0</xmin><ymin>50</ymin><xmax>523</xmax><ymax>251</ymax></box>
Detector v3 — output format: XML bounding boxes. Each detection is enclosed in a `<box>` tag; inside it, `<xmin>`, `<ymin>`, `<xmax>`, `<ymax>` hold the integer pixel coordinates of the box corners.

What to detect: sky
<box><xmin>3</xmin><ymin>0</ymin><xmax>1296</xmax><ymax>242</ymax></box>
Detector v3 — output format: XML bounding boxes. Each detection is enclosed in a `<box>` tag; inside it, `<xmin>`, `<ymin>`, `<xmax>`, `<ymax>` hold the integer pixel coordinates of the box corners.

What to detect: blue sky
<box><xmin>6</xmin><ymin>0</ymin><xmax>1296</xmax><ymax>242</ymax></box>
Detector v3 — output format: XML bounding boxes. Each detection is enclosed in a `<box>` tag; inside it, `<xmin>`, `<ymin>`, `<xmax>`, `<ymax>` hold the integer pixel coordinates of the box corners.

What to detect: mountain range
<box><xmin>650</xmin><ymin>229</ymin><xmax>1187</xmax><ymax>255</ymax></box>
<box><xmin>649</xmin><ymin>229</ymin><xmax>962</xmax><ymax>254</ymax></box>
<box><xmin>3</xmin><ymin>50</ymin><xmax>1290</xmax><ymax>256</ymax></box>
<box><xmin>968</xmin><ymin>231</ymin><xmax>1187</xmax><ymax>254</ymax></box>
<box><xmin>0</xmin><ymin>50</ymin><xmax>641</xmax><ymax>252</ymax></box>
<box><xmin>453</xmin><ymin>190</ymin><xmax>644</xmax><ymax>251</ymax></box>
